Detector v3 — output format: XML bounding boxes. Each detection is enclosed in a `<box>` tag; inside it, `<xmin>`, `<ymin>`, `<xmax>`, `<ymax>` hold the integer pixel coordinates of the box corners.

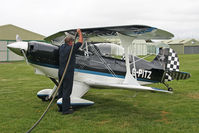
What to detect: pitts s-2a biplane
<box><xmin>7</xmin><ymin>25</ymin><xmax>190</xmax><ymax>106</ymax></box>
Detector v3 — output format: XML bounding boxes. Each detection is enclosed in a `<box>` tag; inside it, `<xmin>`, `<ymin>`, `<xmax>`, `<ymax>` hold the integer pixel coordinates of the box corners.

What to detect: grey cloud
<box><xmin>0</xmin><ymin>0</ymin><xmax>198</xmax><ymax>39</ymax></box>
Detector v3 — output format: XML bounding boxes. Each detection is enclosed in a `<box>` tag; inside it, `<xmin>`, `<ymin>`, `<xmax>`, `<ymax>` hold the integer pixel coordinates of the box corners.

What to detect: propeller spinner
<box><xmin>7</xmin><ymin>35</ymin><xmax>28</xmax><ymax>56</ymax></box>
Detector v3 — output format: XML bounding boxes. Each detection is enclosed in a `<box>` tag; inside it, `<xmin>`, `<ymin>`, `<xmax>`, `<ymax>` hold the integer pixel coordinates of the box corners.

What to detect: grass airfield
<box><xmin>0</xmin><ymin>54</ymin><xmax>199</xmax><ymax>133</ymax></box>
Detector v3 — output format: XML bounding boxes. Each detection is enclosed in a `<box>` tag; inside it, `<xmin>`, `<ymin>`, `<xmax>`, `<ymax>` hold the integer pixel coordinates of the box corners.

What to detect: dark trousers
<box><xmin>58</xmin><ymin>70</ymin><xmax>74</xmax><ymax>112</ymax></box>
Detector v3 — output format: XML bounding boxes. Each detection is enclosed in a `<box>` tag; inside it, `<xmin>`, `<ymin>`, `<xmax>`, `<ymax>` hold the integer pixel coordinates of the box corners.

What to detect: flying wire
<box><xmin>90</xmin><ymin>45</ymin><xmax>118</xmax><ymax>78</ymax></box>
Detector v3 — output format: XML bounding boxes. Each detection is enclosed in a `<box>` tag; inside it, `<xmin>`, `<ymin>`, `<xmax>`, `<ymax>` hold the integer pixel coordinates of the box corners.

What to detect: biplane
<box><xmin>7</xmin><ymin>25</ymin><xmax>190</xmax><ymax>106</ymax></box>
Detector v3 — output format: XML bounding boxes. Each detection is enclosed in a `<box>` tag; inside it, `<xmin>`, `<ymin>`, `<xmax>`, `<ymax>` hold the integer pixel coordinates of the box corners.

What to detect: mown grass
<box><xmin>0</xmin><ymin>54</ymin><xmax>199</xmax><ymax>133</ymax></box>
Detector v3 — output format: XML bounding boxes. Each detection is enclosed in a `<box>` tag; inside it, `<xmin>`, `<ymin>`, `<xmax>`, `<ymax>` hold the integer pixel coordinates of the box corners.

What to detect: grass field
<box><xmin>0</xmin><ymin>54</ymin><xmax>199</xmax><ymax>133</ymax></box>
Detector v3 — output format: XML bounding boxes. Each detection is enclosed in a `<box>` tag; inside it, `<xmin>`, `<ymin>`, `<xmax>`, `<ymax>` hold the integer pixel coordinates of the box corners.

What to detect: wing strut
<box><xmin>117</xmin><ymin>33</ymin><xmax>140</xmax><ymax>86</ymax></box>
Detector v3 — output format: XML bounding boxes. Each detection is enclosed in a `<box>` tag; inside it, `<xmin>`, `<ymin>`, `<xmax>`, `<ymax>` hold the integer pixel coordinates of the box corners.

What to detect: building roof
<box><xmin>0</xmin><ymin>24</ymin><xmax>45</xmax><ymax>40</ymax></box>
<box><xmin>162</xmin><ymin>39</ymin><xmax>199</xmax><ymax>45</ymax></box>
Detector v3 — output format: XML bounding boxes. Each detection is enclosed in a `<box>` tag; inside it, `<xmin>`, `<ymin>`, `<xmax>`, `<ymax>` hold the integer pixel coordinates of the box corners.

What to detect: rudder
<box><xmin>152</xmin><ymin>48</ymin><xmax>180</xmax><ymax>82</ymax></box>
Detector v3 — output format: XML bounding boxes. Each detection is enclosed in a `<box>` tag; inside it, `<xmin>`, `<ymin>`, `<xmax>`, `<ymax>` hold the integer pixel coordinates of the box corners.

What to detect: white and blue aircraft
<box><xmin>7</xmin><ymin>25</ymin><xmax>190</xmax><ymax>107</ymax></box>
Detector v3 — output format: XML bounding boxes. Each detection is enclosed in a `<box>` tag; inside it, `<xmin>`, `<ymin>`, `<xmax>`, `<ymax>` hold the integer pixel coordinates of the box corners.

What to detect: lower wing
<box><xmin>86</xmin><ymin>81</ymin><xmax>172</xmax><ymax>93</ymax></box>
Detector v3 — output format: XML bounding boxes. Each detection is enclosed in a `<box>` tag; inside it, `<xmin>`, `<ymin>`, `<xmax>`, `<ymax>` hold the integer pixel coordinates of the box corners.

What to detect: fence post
<box><xmin>7</xmin><ymin>41</ymin><xmax>9</xmax><ymax>61</ymax></box>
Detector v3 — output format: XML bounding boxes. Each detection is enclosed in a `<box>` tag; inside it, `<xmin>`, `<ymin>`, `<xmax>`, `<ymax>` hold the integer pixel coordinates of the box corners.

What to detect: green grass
<box><xmin>0</xmin><ymin>54</ymin><xmax>199</xmax><ymax>133</ymax></box>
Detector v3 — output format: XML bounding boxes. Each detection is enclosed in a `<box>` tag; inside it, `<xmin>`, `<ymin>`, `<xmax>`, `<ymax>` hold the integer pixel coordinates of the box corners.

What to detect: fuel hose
<box><xmin>26</xmin><ymin>33</ymin><xmax>78</xmax><ymax>133</ymax></box>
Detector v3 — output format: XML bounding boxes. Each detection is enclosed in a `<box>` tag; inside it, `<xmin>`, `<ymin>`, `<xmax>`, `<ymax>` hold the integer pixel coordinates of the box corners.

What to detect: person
<box><xmin>58</xmin><ymin>29</ymin><xmax>83</xmax><ymax>115</ymax></box>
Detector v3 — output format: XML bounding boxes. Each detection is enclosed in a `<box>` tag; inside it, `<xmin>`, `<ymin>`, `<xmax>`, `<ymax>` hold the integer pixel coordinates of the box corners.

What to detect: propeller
<box><xmin>7</xmin><ymin>35</ymin><xmax>29</xmax><ymax>64</ymax></box>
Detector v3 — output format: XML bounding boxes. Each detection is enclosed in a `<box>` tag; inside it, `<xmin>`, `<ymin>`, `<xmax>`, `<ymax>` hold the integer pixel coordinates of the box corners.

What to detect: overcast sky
<box><xmin>0</xmin><ymin>0</ymin><xmax>199</xmax><ymax>39</ymax></box>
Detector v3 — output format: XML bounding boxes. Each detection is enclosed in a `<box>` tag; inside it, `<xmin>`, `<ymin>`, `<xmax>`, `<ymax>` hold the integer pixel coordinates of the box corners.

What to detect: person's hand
<box><xmin>77</xmin><ymin>29</ymin><xmax>81</xmax><ymax>33</ymax></box>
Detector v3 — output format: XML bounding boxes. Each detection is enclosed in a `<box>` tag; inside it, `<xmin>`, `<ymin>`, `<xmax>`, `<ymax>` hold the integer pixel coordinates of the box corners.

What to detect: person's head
<box><xmin>65</xmin><ymin>35</ymin><xmax>74</xmax><ymax>46</ymax></box>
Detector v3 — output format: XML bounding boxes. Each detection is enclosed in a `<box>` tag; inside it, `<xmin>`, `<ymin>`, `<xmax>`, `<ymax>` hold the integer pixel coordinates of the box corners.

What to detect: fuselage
<box><xmin>26</xmin><ymin>41</ymin><xmax>165</xmax><ymax>85</ymax></box>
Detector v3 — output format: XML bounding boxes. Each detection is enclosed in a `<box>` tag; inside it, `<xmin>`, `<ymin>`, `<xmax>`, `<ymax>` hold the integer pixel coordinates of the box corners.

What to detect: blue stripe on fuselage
<box><xmin>75</xmin><ymin>69</ymin><xmax>125</xmax><ymax>79</ymax></box>
<box><xmin>29</xmin><ymin>60</ymin><xmax>59</xmax><ymax>69</ymax></box>
<box><xmin>75</xmin><ymin>69</ymin><xmax>158</xmax><ymax>83</ymax></box>
<box><xmin>29</xmin><ymin>61</ymin><xmax>158</xmax><ymax>83</ymax></box>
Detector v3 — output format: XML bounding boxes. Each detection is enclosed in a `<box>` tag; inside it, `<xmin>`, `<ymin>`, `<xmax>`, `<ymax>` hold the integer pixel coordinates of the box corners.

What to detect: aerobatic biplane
<box><xmin>7</xmin><ymin>25</ymin><xmax>190</xmax><ymax>106</ymax></box>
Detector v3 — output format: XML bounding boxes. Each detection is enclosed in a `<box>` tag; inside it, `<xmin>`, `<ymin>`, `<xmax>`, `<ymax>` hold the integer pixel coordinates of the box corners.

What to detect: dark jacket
<box><xmin>59</xmin><ymin>42</ymin><xmax>82</xmax><ymax>78</ymax></box>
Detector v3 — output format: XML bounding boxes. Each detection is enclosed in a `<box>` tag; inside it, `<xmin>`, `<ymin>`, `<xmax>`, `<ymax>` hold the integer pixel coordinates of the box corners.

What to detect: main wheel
<box><xmin>41</xmin><ymin>96</ymin><xmax>49</xmax><ymax>101</ymax></box>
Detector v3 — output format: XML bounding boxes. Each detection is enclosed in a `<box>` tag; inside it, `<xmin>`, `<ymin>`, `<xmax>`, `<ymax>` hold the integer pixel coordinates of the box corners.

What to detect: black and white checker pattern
<box><xmin>166</xmin><ymin>48</ymin><xmax>180</xmax><ymax>71</ymax></box>
<box><xmin>165</xmin><ymin>48</ymin><xmax>180</xmax><ymax>82</ymax></box>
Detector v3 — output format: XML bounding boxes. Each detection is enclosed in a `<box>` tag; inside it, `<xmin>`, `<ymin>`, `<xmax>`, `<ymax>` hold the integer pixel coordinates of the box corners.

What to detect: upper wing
<box><xmin>44</xmin><ymin>25</ymin><xmax>174</xmax><ymax>44</ymax></box>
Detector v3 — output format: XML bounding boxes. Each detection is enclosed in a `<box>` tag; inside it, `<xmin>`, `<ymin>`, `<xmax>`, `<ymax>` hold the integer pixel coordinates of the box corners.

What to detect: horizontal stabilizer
<box><xmin>166</xmin><ymin>71</ymin><xmax>191</xmax><ymax>80</ymax></box>
<box><xmin>57</xmin><ymin>97</ymin><xmax>94</xmax><ymax>106</ymax></box>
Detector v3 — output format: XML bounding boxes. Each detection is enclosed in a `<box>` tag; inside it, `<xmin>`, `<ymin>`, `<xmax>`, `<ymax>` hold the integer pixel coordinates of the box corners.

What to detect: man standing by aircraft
<box><xmin>58</xmin><ymin>29</ymin><xmax>83</xmax><ymax>115</ymax></box>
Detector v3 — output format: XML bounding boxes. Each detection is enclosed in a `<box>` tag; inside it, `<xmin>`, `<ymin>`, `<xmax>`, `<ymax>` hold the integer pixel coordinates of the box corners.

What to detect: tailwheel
<box><xmin>168</xmin><ymin>87</ymin><xmax>173</xmax><ymax>92</ymax></box>
<box><xmin>163</xmin><ymin>82</ymin><xmax>173</xmax><ymax>92</ymax></box>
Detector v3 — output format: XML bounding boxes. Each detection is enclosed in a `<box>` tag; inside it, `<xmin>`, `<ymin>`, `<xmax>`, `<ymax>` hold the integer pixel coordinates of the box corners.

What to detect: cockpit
<box><xmin>79</xmin><ymin>42</ymin><xmax>124</xmax><ymax>60</ymax></box>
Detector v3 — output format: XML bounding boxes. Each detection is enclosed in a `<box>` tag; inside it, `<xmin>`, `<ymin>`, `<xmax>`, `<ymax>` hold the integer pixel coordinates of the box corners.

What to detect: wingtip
<box><xmin>152</xmin><ymin>87</ymin><xmax>173</xmax><ymax>94</ymax></box>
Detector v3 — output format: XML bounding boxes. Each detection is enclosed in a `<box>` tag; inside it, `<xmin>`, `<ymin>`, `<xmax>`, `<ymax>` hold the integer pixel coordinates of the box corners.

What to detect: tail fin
<box><xmin>153</xmin><ymin>48</ymin><xmax>180</xmax><ymax>81</ymax></box>
<box><xmin>164</xmin><ymin>48</ymin><xmax>180</xmax><ymax>81</ymax></box>
<box><xmin>153</xmin><ymin>48</ymin><xmax>179</xmax><ymax>70</ymax></box>
<box><xmin>165</xmin><ymin>48</ymin><xmax>180</xmax><ymax>71</ymax></box>
<box><xmin>153</xmin><ymin>48</ymin><xmax>190</xmax><ymax>82</ymax></box>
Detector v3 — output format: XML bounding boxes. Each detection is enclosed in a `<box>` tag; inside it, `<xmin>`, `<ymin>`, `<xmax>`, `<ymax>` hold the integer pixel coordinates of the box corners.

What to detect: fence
<box><xmin>0</xmin><ymin>40</ymin><xmax>24</xmax><ymax>62</ymax></box>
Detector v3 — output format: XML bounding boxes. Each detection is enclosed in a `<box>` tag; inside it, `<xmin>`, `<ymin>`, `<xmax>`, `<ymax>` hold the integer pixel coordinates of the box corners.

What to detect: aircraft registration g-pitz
<box><xmin>7</xmin><ymin>25</ymin><xmax>190</xmax><ymax>107</ymax></box>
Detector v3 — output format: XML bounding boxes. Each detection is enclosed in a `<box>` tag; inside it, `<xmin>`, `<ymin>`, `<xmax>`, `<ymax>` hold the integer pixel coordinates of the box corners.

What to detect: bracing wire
<box><xmin>90</xmin><ymin>45</ymin><xmax>118</xmax><ymax>78</ymax></box>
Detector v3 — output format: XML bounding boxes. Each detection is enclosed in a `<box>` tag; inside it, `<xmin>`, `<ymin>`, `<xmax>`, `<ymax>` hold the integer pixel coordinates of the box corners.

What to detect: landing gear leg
<box><xmin>163</xmin><ymin>82</ymin><xmax>173</xmax><ymax>91</ymax></box>
<box><xmin>133</xmin><ymin>91</ymin><xmax>138</xmax><ymax>98</ymax></box>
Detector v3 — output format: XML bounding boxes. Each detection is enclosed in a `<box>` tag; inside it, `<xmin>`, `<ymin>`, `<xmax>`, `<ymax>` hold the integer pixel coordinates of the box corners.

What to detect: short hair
<box><xmin>65</xmin><ymin>35</ymin><xmax>74</xmax><ymax>44</ymax></box>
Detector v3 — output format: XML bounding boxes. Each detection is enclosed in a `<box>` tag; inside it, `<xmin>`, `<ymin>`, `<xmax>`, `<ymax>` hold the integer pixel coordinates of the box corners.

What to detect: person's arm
<box><xmin>77</xmin><ymin>29</ymin><xmax>83</xmax><ymax>43</ymax></box>
<box><xmin>73</xmin><ymin>29</ymin><xmax>83</xmax><ymax>51</ymax></box>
